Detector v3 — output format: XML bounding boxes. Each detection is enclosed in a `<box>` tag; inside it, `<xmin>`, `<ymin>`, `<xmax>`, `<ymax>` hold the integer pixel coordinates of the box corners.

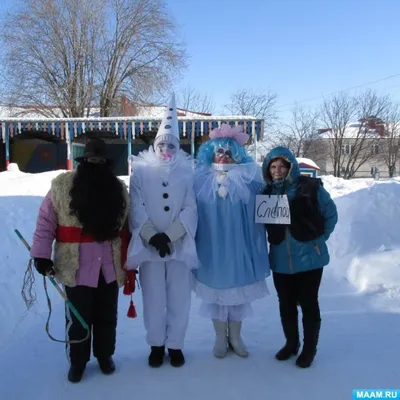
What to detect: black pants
<box><xmin>273</xmin><ymin>268</ymin><xmax>323</xmax><ymax>324</ymax></box>
<box><xmin>64</xmin><ymin>273</ymin><xmax>119</xmax><ymax>367</ymax></box>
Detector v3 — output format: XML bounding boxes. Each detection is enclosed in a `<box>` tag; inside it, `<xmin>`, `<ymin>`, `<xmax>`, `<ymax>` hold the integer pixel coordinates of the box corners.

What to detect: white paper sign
<box><xmin>255</xmin><ymin>195</ymin><xmax>291</xmax><ymax>224</ymax></box>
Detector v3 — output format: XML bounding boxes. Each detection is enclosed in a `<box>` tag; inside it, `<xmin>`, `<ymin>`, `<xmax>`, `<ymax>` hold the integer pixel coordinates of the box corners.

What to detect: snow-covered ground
<box><xmin>0</xmin><ymin>167</ymin><xmax>399</xmax><ymax>400</ymax></box>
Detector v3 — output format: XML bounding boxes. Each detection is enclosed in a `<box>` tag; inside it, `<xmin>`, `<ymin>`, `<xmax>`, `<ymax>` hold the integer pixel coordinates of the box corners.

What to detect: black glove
<box><xmin>34</xmin><ymin>258</ymin><xmax>55</xmax><ymax>276</ymax></box>
<box><xmin>149</xmin><ymin>233</ymin><xmax>171</xmax><ymax>251</ymax></box>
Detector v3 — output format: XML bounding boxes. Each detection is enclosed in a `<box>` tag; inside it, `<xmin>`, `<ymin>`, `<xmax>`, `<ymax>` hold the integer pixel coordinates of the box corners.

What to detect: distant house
<box><xmin>309</xmin><ymin>118</ymin><xmax>399</xmax><ymax>178</ymax></box>
<box><xmin>297</xmin><ymin>157</ymin><xmax>320</xmax><ymax>177</ymax></box>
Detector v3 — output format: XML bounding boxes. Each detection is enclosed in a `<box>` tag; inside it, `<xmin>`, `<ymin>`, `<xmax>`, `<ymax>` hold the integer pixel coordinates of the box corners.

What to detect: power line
<box><xmin>275</xmin><ymin>73</ymin><xmax>400</xmax><ymax>112</ymax></box>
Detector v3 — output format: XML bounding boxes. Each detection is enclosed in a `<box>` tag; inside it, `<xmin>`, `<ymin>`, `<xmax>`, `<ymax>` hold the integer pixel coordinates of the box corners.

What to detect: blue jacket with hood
<box><xmin>262</xmin><ymin>147</ymin><xmax>338</xmax><ymax>274</ymax></box>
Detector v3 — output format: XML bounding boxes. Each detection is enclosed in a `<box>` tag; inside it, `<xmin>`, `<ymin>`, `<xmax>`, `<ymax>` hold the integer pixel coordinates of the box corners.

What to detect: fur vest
<box><xmin>263</xmin><ymin>176</ymin><xmax>325</xmax><ymax>244</ymax></box>
<box><xmin>50</xmin><ymin>171</ymin><xmax>130</xmax><ymax>288</ymax></box>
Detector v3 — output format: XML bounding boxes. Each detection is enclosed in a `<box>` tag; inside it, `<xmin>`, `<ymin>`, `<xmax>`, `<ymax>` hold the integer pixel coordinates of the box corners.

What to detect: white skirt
<box><xmin>194</xmin><ymin>279</ymin><xmax>269</xmax><ymax>306</ymax></box>
<box><xmin>199</xmin><ymin>302</ymin><xmax>253</xmax><ymax>321</ymax></box>
<box><xmin>194</xmin><ymin>279</ymin><xmax>269</xmax><ymax>321</ymax></box>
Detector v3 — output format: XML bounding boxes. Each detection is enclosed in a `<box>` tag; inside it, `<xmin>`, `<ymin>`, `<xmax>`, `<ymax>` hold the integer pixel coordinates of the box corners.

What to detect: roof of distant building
<box><xmin>296</xmin><ymin>157</ymin><xmax>320</xmax><ymax>170</ymax></box>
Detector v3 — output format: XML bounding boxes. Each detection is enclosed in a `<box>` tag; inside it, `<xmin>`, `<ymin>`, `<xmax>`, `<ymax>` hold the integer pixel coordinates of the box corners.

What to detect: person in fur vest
<box><xmin>30</xmin><ymin>137</ymin><xmax>130</xmax><ymax>383</ymax></box>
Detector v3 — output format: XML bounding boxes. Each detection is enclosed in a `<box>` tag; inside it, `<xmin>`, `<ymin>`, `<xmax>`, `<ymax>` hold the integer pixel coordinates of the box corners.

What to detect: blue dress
<box><xmin>193</xmin><ymin>163</ymin><xmax>271</xmax><ymax>306</ymax></box>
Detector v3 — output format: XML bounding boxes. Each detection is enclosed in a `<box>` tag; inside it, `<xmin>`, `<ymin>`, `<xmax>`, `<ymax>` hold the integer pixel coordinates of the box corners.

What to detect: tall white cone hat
<box><xmin>154</xmin><ymin>93</ymin><xmax>180</xmax><ymax>148</ymax></box>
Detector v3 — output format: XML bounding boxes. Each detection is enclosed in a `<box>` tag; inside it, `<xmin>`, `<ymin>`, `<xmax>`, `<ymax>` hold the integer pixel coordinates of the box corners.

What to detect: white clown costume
<box><xmin>193</xmin><ymin>124</ymin><xmax>270</xmax><ymax>358</ymax></box>
<box><xmin>126</xmin><ymin>94</ymin><xmax>198</xmax><ymax>368</ymax></box>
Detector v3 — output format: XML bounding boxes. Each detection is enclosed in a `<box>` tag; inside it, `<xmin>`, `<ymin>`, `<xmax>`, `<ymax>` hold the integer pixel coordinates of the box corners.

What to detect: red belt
<box><xmin>56</xmin><ymin>226</ymin><xmax>131</xmax><ymax>266</ymax></box>
<box><xmin>56</xmin><ymin>226</ymin><xmax>95</xmax><ymax>243</ymax></box>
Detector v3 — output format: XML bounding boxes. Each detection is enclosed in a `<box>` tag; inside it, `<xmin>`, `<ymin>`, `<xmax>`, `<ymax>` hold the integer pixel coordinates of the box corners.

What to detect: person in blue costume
<box><xmin>261</xmin><ymin>147</ymin><xmax>338</xmax><ymax>368</ymax></box>
<box><xmin>193</xmin><ymin>123</ymin><xmax>270</xmax><ymax>359</ymax></box>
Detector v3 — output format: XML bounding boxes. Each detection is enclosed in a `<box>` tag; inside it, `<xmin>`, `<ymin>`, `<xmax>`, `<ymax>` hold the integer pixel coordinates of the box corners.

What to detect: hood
<box><xmin>262</xmin><ymin>146</ymin><xmax>300</xmax><ymax>184</ymax></box>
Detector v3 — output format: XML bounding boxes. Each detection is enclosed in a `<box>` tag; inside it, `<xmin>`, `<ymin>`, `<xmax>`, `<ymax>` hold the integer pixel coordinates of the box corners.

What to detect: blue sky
<box><xmin>167</xmin><ymin>0</ymin><xmax>400</xmax><ymax>118</ymax></box>
<box><xmin>1</xmin><ymin>0</ymin><xmax>400</xmax><ymax>120</ymax></box>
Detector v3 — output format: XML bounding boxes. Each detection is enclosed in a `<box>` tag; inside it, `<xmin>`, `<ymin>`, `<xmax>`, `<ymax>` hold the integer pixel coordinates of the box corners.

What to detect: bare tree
<box><xmin>224</xmin><ymin>88</ymin><xmax>277</xmax><ymax>123</ymax></box>
<box><xmin>272</xmin><ymin>106</ymin><xmax>326</xmax><ymax>162</ymax></box>
<box><xmin>0</xmin><ymin>0</ymin><xmax>101</xmax><ymax>117</ymax></box>
<box><xmin>320</xmin><ymin>90</ymin><xmax>390</xmax><ymax>178</ymax></box>
<box><xmin>319</xmin><ymin>93</ymin><xmax>355</xmax><ymax>178</ymax></box>
<box><xmin>97</xmin><ymin>0</ymin><xmax>186</xmax><ymax>117</ymax></box>
<box><xmin>380</xmin><ymin>103</ymin><xmax>400</xmax><ymax>177</ymax></box>
<box><xmin>343</xmin><ymin>90</ymin><xmax>390</xmax><ymax>178</ymax></box>
<box><xmin>176</xmin><ymin>86</ymin><xmax>215</xmax><ymax>114</ymax></box>
<box><xmin>0</xmin><ymin>0</ymin><xmax>186</xmax><ymax>118</ymax></box>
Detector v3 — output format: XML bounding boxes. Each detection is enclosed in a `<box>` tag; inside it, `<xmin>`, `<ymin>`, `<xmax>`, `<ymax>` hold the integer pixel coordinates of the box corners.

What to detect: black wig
<box><xmin>69</xmin><ymin>162</ymin><xmax>126</xmax><ymax>242</ymax></box>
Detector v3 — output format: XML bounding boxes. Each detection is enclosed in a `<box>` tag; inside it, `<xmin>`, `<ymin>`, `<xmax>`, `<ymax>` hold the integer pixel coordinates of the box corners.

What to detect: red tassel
<box><xmin>127</xmin><ymin>298</ymin><xmax>137</xmax><ymax>318</ymax></box>
<box><xmin>124</xmin><ymin>269</ymin><xmax>137</xmax><ymax>319</ymax></box>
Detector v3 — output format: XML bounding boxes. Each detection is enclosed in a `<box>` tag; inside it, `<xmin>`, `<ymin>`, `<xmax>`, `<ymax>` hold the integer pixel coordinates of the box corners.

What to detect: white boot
<box><xmin>228</xmin><ymin>321</ymin><xmax>248</xmax><ymax>357</ymax></box>
<box><xmin>212</xmin><ymin>320</ymin><xmax>228</xmax><ymax>358</ymax></box>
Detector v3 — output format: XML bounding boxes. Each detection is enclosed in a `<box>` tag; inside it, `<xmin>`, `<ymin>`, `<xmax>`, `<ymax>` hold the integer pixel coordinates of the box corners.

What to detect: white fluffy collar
<box><xmin>195</xmin><ymin>162</ymin><xmax>262</xmax><ymax>204</ymax></box>
<box><xmin>211</xmin><ymin>162</ymin><xmax>237</xmax><ymax>172</ymax></box>
<box><xmin>129</xmin><ymin>147</ymin><xmax>193</xmax><ymax>171</ymax></box>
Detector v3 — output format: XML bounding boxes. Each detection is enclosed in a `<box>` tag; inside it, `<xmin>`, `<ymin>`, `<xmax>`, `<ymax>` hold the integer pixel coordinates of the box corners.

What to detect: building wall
<box><xmin>320</xmin><ymin>156</ymin><xmax>398</xmax><ymax>178</ymax></box>
<box><xmin>298</xmin><ymin>167</ymin><xmax>318</xmax><ymax>177</ymax></box>
<box><xmin>315</xmin><ymin>138</ymin><xmax>399</xmax><ymax>178</ymax></box>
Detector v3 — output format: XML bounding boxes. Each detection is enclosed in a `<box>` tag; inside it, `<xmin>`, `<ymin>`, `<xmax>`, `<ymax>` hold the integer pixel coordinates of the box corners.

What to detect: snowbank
<box><xmin>347</xmin><ymin>249</ymin><xmax>400</xmax><ymax>293</ymax></box>
<box><xmin>327</xmin><ymin>180</ymin><xmax>400</xmax><ymax>293</ymax></box>
<box><xmin>321</xmin><ymin>174</ymin><xmax>400</xmax><ymax>199</ymax></box>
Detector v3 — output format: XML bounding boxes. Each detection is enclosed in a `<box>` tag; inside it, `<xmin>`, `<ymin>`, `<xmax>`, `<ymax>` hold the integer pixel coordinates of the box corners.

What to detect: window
<box><xmin>371</xmin><ymin>144</ymin><xmax>379</xmax><ymax>155</ymax></box>
<box><xmin>341</xmin><ymin>144</ymin><xmax>353</xmax><ymax>155</ymax></box>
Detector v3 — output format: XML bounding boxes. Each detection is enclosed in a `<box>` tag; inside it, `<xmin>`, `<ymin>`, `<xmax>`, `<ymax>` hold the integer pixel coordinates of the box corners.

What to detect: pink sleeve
<box><xmin>30</xmin><ymin>191</ymin><xmax>58</xmax><ymax>259</ymax></box>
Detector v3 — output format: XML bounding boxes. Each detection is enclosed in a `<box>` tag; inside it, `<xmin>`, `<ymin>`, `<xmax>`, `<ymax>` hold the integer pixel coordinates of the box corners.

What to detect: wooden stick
<box><xmin>14</xmin><ymin>229</ymin><xmax>89</xmax><ymax>330</ymax></box>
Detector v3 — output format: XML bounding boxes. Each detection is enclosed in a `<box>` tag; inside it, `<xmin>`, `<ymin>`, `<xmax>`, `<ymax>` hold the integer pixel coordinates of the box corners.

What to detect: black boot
<box><xmin>148</xmin><ymin>346</ymin><xmax>165</xmax><ymax>368</ymax></box>
<box><xmin>168</xmin><ymin>349</ymin><xmax>185</xmax><ymax>367</ymax></box>
<box><xmin>68</xmin><ymin>364</ymin><xmax>86</xmax><ymax>383</ymax></box>
<box><xmin>98</xmin><ymin>356</ymin><xmax>116</xmax><ymax>375</ymax></box>
<box><xmin>275</xmin><ymin>318</ymin><xmax>300</xmax><ymax>361</ymax></box>
<box><xmin>296</xmin><ymin>321</ymin><xmax>321</xmax><ymax>368</ymax></box>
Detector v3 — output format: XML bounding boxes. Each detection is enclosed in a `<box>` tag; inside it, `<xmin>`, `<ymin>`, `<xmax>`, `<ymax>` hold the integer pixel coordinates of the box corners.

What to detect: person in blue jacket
<box><xmin>261</xmin><ymin>147</ymin><xmax>338</xmax><ymax>368</ymax></box>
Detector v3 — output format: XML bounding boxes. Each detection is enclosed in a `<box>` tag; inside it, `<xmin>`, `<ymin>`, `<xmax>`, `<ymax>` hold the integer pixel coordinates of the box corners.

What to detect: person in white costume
<box><xmin>125</xmin><ymin>94</ymin><xmax>198</xmax><ymax>368</ymax></box>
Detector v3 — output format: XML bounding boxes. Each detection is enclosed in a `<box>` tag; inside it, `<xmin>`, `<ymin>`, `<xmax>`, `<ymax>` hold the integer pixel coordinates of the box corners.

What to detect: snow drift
<box><xmin>324</xmin><ymin>178</ymin><xmax>400</xmax><ymax>293</ymax></box>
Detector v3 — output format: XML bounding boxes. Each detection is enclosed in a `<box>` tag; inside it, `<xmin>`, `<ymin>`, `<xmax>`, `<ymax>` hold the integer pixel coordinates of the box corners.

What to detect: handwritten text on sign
<box><xmin>255</xmin><ymin>195</ymin><xmax>291</xmax><ymax>224</ymax></box>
